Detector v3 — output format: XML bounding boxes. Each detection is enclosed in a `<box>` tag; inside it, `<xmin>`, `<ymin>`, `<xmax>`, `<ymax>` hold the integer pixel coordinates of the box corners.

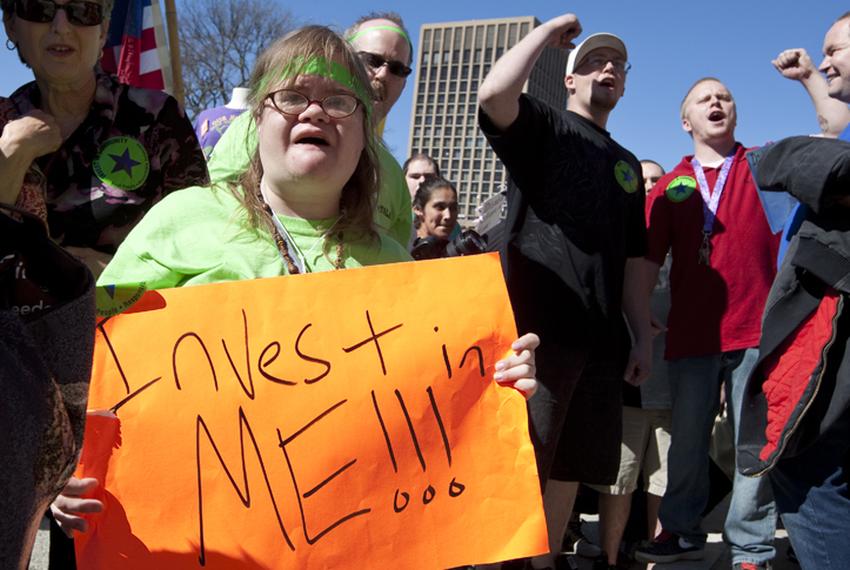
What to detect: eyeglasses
<box><xmin>14</xmin><ymin>0</ymin><xmax>105</xmax><ymax>26</ymax></box>
<box><xmin>581</xmin><ymin>55</ymin><xmax>632</xmax><ymax>74</ymax></box>
<box><xmin>357</xmin><ymin>51</ymin><xmax>412</xmax><ymax>78</ymax></box>
<box><xmin>267</xmin><ymin>89</ymin><xmax>360</xmax><ymax>119</ymax></box>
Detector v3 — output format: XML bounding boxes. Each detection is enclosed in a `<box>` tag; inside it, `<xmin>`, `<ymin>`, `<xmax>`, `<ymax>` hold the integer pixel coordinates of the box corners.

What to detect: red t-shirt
<box><xmin>645</xmin><ymin>144</ymin><xmax>779</xmax><ymax>360</ymax></box>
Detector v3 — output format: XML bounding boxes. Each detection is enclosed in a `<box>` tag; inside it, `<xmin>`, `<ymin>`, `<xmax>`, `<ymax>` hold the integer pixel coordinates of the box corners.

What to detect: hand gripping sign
<box><xmin>75</xmin><ymin>254</ymin><xmax>547</xmax><ymax>569</ymax></box>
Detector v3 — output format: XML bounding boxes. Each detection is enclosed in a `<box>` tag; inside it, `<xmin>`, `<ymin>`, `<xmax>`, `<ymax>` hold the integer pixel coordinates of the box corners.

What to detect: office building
<box><xmin>407</xmin><ymin>16</ymin><xmax>568</xmax><ymax>223</ymax></box>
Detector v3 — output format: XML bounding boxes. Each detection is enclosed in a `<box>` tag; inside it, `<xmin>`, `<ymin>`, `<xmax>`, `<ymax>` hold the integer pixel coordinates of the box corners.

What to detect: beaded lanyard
<box><xmin>256</xmin><ymin>188</ymin><xmax>345</xmax><ymax>274</ymax></box>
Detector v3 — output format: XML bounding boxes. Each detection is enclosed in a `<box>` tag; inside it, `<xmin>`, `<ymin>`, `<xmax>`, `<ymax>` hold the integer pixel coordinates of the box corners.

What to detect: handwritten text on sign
<box><xmin>76</xmin><ymin>254</ymin><xmax>546</xmax><ymax>570</ymax></box>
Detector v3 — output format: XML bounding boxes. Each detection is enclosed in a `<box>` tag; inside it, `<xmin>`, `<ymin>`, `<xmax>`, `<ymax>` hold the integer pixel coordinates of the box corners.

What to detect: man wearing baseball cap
<box><xmin>479</xmin><ymin>13</ymin><xmax>651</xmax><ymax>569</ymax></box>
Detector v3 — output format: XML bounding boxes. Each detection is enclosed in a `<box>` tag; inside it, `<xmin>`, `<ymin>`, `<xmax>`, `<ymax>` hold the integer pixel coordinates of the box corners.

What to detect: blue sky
<box><xmin>1</xmin><ymin>0</ymin><xmax>845</xmax><ymax>170</ymax></box>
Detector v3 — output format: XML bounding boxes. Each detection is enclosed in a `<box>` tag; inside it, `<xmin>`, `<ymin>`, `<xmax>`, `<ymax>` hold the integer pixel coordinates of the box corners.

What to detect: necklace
<box><xmin>256</xmin><ymin>188</ymin><xmax>345</xmax><ymax>274</ymax></box>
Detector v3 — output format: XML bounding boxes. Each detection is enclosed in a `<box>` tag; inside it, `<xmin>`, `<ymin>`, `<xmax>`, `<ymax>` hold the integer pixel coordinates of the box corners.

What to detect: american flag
<box><xmin>100</xmin><ymin>0</ymin><xmax>172</xmax><ymax>91</ymax></box>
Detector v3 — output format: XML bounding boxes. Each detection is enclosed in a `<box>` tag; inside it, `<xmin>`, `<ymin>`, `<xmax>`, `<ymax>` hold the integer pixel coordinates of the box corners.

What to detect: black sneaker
<box><xmin>633</xmin><ymin>531</ymin><xmax>704</xmax><ymax>563</ymax></box>
<box><xmin>561</xmin><ymin>516</ymin><xmax>601</xmax><ymax>558</ymax></box>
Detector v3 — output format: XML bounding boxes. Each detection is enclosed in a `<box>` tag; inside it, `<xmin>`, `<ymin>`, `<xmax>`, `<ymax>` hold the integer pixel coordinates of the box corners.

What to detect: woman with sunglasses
<box><xmin>0</xmin><ymin>0</ymin><xmax>207</xmax><ymax>277</ymax></box>
<box><xmin>51</xmin><ymin>26</ymin><xmax>540</xmax><ymax>543</ymax></box>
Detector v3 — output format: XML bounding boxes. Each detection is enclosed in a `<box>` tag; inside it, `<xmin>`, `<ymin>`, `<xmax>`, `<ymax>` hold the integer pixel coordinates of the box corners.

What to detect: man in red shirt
<box><xmin>634</xmin><ymin>78</ymin><xmax>779</xmax><ymax>570</ymax></box>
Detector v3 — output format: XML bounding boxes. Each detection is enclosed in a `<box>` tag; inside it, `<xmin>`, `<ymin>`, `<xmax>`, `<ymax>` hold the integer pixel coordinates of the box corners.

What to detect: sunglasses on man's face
<box><xmin>357</xmin><ymin>51</ymin><xmax>412</xmax><ymax>78</ymax></box>
<box><xmin>15</xmin><ymin>0</ymin><xmax>105</xmax><ymax>27</ymax></box>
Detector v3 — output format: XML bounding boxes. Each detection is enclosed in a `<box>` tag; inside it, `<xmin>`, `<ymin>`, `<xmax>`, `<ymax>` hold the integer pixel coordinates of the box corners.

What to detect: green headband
<box><xmin>260</xmin><ymin>56</ymin><xmax>372</xmax><ymax>116</ymax></box>
<box><xmin>347</xmin><ymin>24</ymin><xmax>412</xmax><ymax>48</ymax></box>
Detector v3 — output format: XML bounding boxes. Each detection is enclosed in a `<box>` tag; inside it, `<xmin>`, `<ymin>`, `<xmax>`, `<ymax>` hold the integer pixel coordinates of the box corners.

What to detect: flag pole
<box><xmin>162</xmin><ymin>0</ymin><xmax>185</xmax><ymax>107</ymax></box>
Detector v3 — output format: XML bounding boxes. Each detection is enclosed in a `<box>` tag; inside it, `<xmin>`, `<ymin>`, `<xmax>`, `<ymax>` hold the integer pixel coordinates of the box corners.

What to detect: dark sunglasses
<box><xmin>14</xmin><ymin>0</ymin><xmax>105</xmax><ymax>26</ymax></box>
<box><xmin>357</xmin><ymin>51</ymin><xmax>412</xmax><ymax>78</ymax></box>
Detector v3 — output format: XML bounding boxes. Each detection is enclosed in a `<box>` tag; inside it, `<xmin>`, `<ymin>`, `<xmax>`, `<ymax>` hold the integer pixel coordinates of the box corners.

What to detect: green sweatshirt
<box><xmin>98</xmin><ymin>184</ymin><xmax>412</xmax><ymax>289</ymax></box>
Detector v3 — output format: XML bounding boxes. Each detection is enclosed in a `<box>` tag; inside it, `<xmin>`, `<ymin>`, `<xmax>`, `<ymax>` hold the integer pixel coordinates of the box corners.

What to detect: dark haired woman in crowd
<box><xmin>413</xmin><ymin>176</ymin><xmax>458</xmax><ymax>241</ymax></box>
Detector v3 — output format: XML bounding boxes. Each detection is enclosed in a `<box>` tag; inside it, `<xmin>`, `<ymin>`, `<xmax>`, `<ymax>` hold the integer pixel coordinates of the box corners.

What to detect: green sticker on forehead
<box><xmin>346</xmin><ymin>25</ymin><xmax>411</xmax><ymax>47</ymax></box>
<box><xmin>261</xmin><ymin>56</ymin><xmax>372</xmax><ymax>115</ymax></box>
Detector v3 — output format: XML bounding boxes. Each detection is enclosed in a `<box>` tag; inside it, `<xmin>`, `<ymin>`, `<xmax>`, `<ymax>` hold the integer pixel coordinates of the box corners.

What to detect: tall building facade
<box><xmin>407</xmin><ymin>16</ymin><xmax>568</xmax><ymax>223</ymax></box>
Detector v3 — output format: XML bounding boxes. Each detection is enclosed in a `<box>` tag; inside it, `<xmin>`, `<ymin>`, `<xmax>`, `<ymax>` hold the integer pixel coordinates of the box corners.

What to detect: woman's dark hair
<box><xmin>412</xmin><ymin>176</ymin><xmax>456</xmax><ymax>212</ymax></box>
<box><xmin>402</xmin><ymin>152</ymin><xmax>441</xmax><ymax>178</ymax></box>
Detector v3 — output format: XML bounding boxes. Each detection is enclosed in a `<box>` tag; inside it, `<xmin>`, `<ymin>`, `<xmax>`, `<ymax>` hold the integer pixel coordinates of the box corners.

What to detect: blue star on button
<box><xmin>109</xmin><ymin>148</ymin><xmax>141</xmax><ymax>176</ymax></box>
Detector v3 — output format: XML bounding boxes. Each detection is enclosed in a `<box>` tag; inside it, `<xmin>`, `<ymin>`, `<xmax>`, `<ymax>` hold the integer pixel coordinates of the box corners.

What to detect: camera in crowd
<box><xmin>410</xmin><ymin>229</ymin><xmax>487</xmax><ymax>260</ymax></box>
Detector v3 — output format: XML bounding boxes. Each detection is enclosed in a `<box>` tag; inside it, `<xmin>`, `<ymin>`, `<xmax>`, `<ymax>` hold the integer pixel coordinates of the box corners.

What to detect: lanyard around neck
<box><xmin>259</xmin><ymin>185</ymin><xmax>307</xmax><ymax>274</ymax></box>
<box><xmin>691</xmin><ymin>151</ymin><xmax>735</xmax><ymax>236</ymax></box>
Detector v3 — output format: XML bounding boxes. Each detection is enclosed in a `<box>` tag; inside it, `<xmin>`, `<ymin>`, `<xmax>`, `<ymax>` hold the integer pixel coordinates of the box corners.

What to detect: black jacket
<box><xmin>1</xmin><ymin>206</ymin><xmax>95</xmax><ymax>569</ymax></box>
<box><xmin>738</xmin><ymin>136</ymin><xmax>850</xmax><ymax>476</ymax></box>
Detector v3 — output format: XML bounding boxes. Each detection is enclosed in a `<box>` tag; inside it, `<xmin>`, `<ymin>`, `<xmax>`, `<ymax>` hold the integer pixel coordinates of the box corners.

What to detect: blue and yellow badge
<box><xmin>665</xmin><ymin>176</ymin><xmax>696</xmax><ymax>202</ymax></box>
<box><xmin>93</xmin><ymin>136</ymin><xmax>150</xmax><ymax>191</ymax></box>
<box><xmin>614</xmin><ymin>160</ymin><xmax>638</xmax><ymax>194</ymax></box>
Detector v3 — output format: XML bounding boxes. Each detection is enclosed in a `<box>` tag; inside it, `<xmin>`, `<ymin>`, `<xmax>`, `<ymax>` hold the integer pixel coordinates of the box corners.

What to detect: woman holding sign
<box><xmin>51</xmin><ymin>25</ymin><xmax>539</xmax><ymax>537</ymax></box>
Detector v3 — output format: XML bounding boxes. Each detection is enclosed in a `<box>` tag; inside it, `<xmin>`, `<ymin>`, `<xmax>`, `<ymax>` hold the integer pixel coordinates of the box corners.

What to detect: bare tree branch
<box><xmin>179</xmin><ymin>0</ymin><xmax>295</xmax><ymax>117</ymax></box>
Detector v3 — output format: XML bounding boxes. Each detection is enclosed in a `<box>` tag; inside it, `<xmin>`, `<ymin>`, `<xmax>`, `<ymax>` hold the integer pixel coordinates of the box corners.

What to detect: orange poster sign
<box><xmin>76</xmin><ymin>254</ymin><xmax>546</xmax><ymax>569</ymax></box>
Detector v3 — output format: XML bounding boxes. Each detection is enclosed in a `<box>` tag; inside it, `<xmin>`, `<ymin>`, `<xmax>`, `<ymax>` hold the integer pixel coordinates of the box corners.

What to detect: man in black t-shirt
<box><xmin>478</xmin><ymin>12</ymin><xmax>651</xmax><ymax>569</ymax></box>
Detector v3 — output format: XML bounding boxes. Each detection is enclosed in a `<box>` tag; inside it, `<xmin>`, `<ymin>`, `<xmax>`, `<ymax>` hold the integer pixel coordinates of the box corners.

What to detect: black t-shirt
<box><xmin>479</xmin><ymin>95</ymin><xmax>646</xmax><ymax>337</ymax></box>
